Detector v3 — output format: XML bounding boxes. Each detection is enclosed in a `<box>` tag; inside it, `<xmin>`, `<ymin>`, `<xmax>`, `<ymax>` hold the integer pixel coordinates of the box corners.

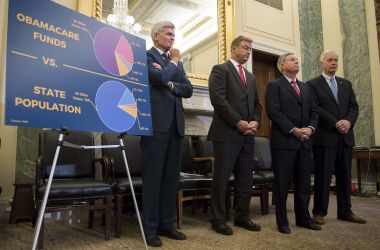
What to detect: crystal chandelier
<box><xmin>106</xmin><ymin>0</ymin><xmax>142</xmax><ymax>35</ymax></box>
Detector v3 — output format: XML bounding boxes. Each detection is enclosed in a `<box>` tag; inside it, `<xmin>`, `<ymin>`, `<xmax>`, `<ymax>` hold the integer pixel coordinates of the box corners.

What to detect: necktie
<box><xmin>162</xmin><ymin>53</ymin><xmax>170</xmax><ymax>64</ymax></box>
<box><xmin>238</xmin><ymin>64</ymin><xmax>247</xmax><ymax>87</ymax></box>
<box><xmin>329</xmin><ymin>77</ymin><xmax>339</xmax><ymax>103</ymax></box>
<box><xmin>291</xmin><ymin>80</ymin><xmax>301</xmax><ymax>97</ymax></box>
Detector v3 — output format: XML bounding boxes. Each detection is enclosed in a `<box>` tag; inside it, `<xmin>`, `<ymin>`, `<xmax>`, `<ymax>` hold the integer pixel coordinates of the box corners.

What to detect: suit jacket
<box><xmin>147</xmin><ymin>47</ymin><xmax>193</xmax><ymax>137</ymax></box>
<box><xmin>207</xmin><ymin>60</ymin><xmax>262</xmax><ymax>143</ymax></box>
<box><xmin>307</xmin><ymin>75</ymin><xmax>359</xmax><ymax>147</ymax></box>
<box><xmin>266</xmin><ymin>75</ymin><xmax>318</xmax><ymax>149</ymax></box>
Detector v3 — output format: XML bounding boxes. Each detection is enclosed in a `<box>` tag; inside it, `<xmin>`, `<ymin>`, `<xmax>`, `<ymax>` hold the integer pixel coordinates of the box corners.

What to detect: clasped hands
<box><xmin>292</xmin><ymin>127</ymin><xmax>312</xmax><ymax>141</ymax></box>
<box><xmin>336</xmin><ymin>119</ymin><xmax>351</xmax><ymax>134</ymax></box>
<box><xmin>236</xmin><ymin>120</ymin><xmax>258</xmax><ymax>135</ymax></box>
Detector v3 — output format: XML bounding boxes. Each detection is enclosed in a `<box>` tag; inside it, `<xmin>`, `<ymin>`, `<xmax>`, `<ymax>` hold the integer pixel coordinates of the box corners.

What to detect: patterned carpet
<box><xmin>1</xmin><ymin>194</ymin><xmax>380</xmax><ymax>249</ymax></box>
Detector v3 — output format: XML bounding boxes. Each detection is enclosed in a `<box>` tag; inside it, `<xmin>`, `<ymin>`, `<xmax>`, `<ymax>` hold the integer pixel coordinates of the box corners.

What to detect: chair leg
<box><xmin>203</xmin><ymin>199</ymin><xmax>209</xmax><ymax>214</ymax></box>
<box><xmin>88</xmin><ymin>201</ymin><xmax>95</xmax><ymax>229</ymax></box>
<box><xmin>38</xmin><ymin>217</ymin><xmax>44</xmax><ymax>249</ymax></box>
<box><xmin>115</xmin><ymin>195</ymin><xmax>123</xmax><ymax>238</ymax></box>
<box><xmin>105</xmin><ymin>196</ymin><xmax>112</xmax><ymax>240</ymax></box>
<box><xmin>177</xmin><ymin>190</ymin><xmax>183</xmax><ymax>229</ymax></box>
<box><xmin>260</xmin><ymin>185</ymin><xmax>269</xmax><ymax>215</ymax></box>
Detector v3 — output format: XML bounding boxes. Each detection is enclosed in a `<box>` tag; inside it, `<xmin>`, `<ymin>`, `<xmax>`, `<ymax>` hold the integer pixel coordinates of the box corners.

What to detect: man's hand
<box><xmin>170</xmin><ymin>48</ymin><xmax>180</xmax><ymax>63</ymax></box>
<box><xmin>292</xmin><ymin>127</ymin><xmax>312</xmax><ymax>141</ymax></box>
<box><xmin>336</xmin><ymin>119</ymin><xmax>351</xmax><ymax>134</ymax></box>
<box><xmin>152</xmin><ymin>62</ymin><xmax>162</xmax><ymax>70</ymax></box>
<box><xmin>300</xmin><ymin>127</ymin><xmax>312</xmax><ymax>140</ymax></box>
<box><xmin>244</xmin><ymin>121</ymin><xmax>259</xmax><ymax>135</ymax></box>
<box><xmin>236</xmin><ymin>120</ymin><xmax>250</xmax><ymax>134</ymax></box>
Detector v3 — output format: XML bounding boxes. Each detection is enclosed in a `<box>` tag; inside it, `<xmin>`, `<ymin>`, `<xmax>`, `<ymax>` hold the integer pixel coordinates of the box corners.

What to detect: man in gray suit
<box><xmin>141</xmin><ymin>21</ymin><xmax>193</xmax><ymax>247</ymax></box>
<box><xmin>308</xmin><ymin>50</ymin><xmax>366</xmax><ymax>225</ymax></box>
<box><xmin>208</xmin><ymin>36</ymin><xmax>262</xmax><ymax>235</ymax></box>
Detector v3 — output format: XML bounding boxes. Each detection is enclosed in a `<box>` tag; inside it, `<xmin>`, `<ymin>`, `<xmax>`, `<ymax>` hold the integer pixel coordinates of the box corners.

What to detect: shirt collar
<box><xmin>283</xmin><ymin>75</ymin><xmax>297</xmax><ymax>83</ymax></box>
<box><xmin>229</xmin><ymin>59</ymin><xmax>241</xmax><ymax>68</ymax></box>
<box><xmin>154</xmin><ymin>46</ymin><xmax>169</xmax><ymax>57</ymax></box>
<box><xmin>322</xmin><ymin>72</ymin><xmax>336</xmax><ymax>82</ymax></box>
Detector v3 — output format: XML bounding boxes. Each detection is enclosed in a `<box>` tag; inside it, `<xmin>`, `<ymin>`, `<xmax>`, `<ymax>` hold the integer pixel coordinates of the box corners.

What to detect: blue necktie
<box><xmin>329</xmin><ymin>77</ymin><xmax>338</xmax><ymax>103</ymax></box>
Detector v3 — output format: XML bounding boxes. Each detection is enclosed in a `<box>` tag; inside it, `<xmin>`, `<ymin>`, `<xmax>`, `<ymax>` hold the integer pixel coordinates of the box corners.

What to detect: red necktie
<box><xmin>238</xmin><ymin>64</ymin><xmax>247</xmax><ymax>87</ymax></box>
<box><xmin>291</xmin><ymin>80</ymin><xmax>301</xmax><ymax>97</ymax></box>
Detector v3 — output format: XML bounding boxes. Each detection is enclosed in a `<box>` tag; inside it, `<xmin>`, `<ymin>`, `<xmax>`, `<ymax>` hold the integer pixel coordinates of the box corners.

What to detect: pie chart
<box><xmin>95</xmin><ymin>81</ymin><xmax>137</xmax><ymax>132</ymax></box>
<box><xmin>94</xmin><ymin>27</ymin><xmax>134</xmax><ymax>76</ymax></box>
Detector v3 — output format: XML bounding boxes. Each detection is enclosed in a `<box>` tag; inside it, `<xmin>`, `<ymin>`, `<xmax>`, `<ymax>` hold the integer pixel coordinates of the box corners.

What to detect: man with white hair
<box><xmin>141</xmin><ymin>21</ymin><xmax>193</xmax><ymax>247</ymax></box>
<box><xmin>307</xmin><ymin>50</ymin><xmax>366</xmax><ymax>225</ymax></box>
<box><xmin>266</xmin><ymin>52</ymin><xmax>320</xmax><ymax>234</ymax></box>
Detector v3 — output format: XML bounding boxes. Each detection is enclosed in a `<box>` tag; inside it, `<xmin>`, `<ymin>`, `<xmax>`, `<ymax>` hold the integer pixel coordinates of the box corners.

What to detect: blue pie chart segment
<box><xmin>95</xmin><ymin>81</ymin><xmax>137</xmax><ymax>132</ymax></box>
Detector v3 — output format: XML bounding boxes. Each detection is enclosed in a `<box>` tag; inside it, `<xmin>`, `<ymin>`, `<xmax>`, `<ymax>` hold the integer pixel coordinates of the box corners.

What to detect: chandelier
<box><xmin>106</xmin><ymin>0</ymin><xmax>142</xmax><ymax>35</ymax></box>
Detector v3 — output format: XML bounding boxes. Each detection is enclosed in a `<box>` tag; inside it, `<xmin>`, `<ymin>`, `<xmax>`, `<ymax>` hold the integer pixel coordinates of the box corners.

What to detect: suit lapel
<box><xmin>282</xmin><ymin>76</ymin><xmax>302</xmax><ymax>103</ymax></box>
<box><xmin>318</xmin><ymin>75</ymin><xmax>338</xmax><ymax>105</ymax></box>
<box><xmin>245</xmin><ymin>69</ymin><xmax>256</xmax><ymax>104</ymax></box>
<box><xmin>150</xmin><ymin>47</ymin><xmax>166</xmax><ymax>66</ymax></box>
<box><xmin>227</xmin><ymin>61</ymin><xmax>247</xmax><ymax>92</ymax></box>
<box><xmin>336</xmin><ymin>76</ymin><xmax>344</xmax><ymax>105</ymax></box>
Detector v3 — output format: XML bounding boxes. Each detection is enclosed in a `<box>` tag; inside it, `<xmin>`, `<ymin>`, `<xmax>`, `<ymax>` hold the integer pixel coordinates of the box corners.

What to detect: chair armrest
<box><xmin>194</xmin><ymin>156</ymin><xmax>215</xmax><ymax>175</ymax></box>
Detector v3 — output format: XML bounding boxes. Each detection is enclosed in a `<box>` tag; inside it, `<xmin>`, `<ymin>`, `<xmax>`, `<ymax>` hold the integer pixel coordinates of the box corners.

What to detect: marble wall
<box><xmin>15</xmin><ymin>127</ymin><xmax>40</xmax><ymax>183</ymax></box>
<box><xmin>339</xmin><ymin>0</ymin><xmax>375</xmax><ymax>147</ymax></box>
<box><xmin>298</xmin><ymin>0</ymin><xmax>324</xmax><ymax>81</ymax></box>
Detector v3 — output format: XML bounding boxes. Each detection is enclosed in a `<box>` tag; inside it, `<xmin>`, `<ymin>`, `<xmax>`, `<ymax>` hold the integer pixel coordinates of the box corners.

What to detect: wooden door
<box><xmin>251</xmin><ymin>52</ymin><xmax>279</xmax><ymax>138</ymax></box>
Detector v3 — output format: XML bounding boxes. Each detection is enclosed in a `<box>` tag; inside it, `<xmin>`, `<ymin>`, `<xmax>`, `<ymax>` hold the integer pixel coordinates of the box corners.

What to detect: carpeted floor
<box><xmin>1</xmin><ymin>194</ymin><xmax>380</xmax><ymax>249</ymax></box>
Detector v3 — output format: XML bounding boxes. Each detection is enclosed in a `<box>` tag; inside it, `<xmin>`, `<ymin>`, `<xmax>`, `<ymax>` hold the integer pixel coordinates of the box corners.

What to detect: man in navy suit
<box><xmin>266</xmin><ymin>53</ymin><xmax>320</xmax><ymax>234</ymax></box>
<box><xmin>141</xmin><ymin>21</ymin><xmax>193</xmax><ymax>247</ymax></box>
<box><xmin>208</xmin><ymin>36</ymin><xmax>262</xmax><ymax>235</ymax></box>
<box><xmin>308</xmin><ymin>50</ymin><xmax>366</xmax><ymax>225</ymax></box>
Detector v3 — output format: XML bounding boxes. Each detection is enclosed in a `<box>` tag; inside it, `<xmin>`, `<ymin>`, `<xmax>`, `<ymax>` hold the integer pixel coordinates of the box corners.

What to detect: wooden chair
<box><xmin>177</xmin><ymin>136</ymin><xmax>214</xmax><ymax>228</ymax></box>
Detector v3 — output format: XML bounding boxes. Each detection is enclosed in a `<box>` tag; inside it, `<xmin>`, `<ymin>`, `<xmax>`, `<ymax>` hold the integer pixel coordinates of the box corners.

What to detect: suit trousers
<box><xmin>210</xmin><ymin>140</ymin><xmax>254</xmax><ymax>225</ymax></box>
<box><xmin>272</xmin><ymin>147</ymin><xmax>312</xmax><ymax>227</ymax></box>
<box><xmin>141</xmin><ymin>117</ymin><xmax>182</xmax><ymax>236</ymax></box>
<box><xmin>312</xmin><ymin>136</ymin><xmax>353</xmax><ymax>217</ymax></box>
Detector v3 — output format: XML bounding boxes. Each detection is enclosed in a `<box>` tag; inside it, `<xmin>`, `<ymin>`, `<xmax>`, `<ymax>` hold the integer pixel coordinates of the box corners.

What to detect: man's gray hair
<box><xmin>277</xmin><ymin>52</ymin><xmax>294</xmax><ymax>72</ymax></box>
<box><xmin>151</xmin><ymin>21</ymin><xmax>175</xmax><ymax>39</ymax></box>
<box><xmin>320</xmin><ymin>50</ymin><xmax>339</xmax><ymax>62</ymax></box>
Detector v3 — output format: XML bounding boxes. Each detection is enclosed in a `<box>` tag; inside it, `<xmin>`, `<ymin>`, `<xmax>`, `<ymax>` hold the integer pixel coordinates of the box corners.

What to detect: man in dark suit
<box><xmin>308</xmin><ymin>50</ymin><xmax>366</xmax><ymax>225</ymax></box>
<box><xmin>266</xmin><ymin>52</ymin><xmax>320</xmax><ymax>234</ymax></box>
<box><xmin>141</xmin><ymin>21</ymin><xmax>193</xmax><ymax>247</ymax></box>
<box><xmin>208</xmin><ymin>36</ymin><xmax>262</xmax><ymax>235</ymax></box>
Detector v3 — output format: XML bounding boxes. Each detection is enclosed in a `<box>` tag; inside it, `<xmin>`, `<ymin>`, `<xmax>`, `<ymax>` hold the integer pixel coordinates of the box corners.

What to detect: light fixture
<box><xmin>106</xmin><ymin>0</ymin><xmax>141</xmax><ymax>35</ymax></box>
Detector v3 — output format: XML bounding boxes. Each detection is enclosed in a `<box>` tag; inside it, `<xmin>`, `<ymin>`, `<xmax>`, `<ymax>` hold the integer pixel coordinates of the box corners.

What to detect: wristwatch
<box><xmin>167</xmin><ymin>81</ymin><xmax>174</xmax><ymax>90</ymax></box>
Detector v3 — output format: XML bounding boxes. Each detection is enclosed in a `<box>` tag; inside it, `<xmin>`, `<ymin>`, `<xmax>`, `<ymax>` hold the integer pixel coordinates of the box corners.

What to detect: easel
<box><xmin>31</xmin><ymin>129</ymin><xmax>147</xmax><ymax>250</ymax></box>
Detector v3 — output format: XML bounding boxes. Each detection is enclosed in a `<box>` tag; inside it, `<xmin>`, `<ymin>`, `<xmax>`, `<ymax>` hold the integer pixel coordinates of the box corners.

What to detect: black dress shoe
<box><xmin>146</xmin><ymin>235</ymin><xmax>162</xmax><ymax>247</ymax></box>
<box><xmin>211</xmin><ymin>223</ymin><xmax>233</xmax><ymax>235</ymax></box>
<box><xmin>158</xmin><ymin>228</ymin><xmax>186</xmax><ymax>240</ymax></box>
<box><xmin>297</xmin><ymin>222</ymin><xmax>321</xmax><ymax>231</ymax></box>
<box><xmin>278</xmin><ymin>226</ymin><xmax>291</xmax><ymax>234</ymax></box>
<box><xmin>338</xmin><ymin>214</ymin><xmax>367</xmax><ymax>224</ymax></box>
<box><xmin>234</xmin><ymin>220</ymin><xmax>261</xmax><ymax>231</ymax></box>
